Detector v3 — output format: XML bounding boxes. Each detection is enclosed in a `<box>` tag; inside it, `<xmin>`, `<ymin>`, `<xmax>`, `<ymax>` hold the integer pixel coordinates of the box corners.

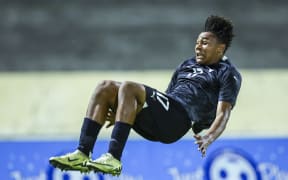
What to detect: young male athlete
<box><xmin>49</xmin><ymin>15</ymin><xmax>242</xmax><ymax>176</ymax></box>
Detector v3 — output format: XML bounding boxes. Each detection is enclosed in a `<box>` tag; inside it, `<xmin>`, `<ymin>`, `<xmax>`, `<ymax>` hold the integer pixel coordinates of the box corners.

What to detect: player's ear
<box><xmin>217</xmin><ymin>44</ymin><xmax>225</xmax><ymax>55</ymax></box>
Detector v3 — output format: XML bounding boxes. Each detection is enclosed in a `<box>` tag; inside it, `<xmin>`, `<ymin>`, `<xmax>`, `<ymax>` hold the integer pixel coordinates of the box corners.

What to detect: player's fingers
<box><xmin>201</xmin><ymin>149</ymin><xmax>206</xmax><ymax>157</ymax></box>
<box><xmin>197</xmin><ymin>142</ymin><xmax>203</xmax><ymax>150</ymax></box>
<box><xmin>194</xmin><ymin>136</ymin><xmax>203</xmax><ymax>143</ymax></box>
<box><xmin>194</xmin><ymin>140</ymin><xmax>202</xmax><ymax>147</ymax></box>
<box><xmin>193</xmin><ymin>134</ymin><xmax>201</xmax><ymax>140</ymax></box>
<box><xmin>194</xmin><ymin>135</ymin><xmax>202</xmax><ymax>144</ymax></box>
<box><xmin>107</xmin><ymin>108</ymin><xmax>115</xmax><ymax>117</ymax></box>
<box><xmin>195</xmin><ymin>141</ymin><xmax>201</xmax><ymax>146</ymax></box>
<box><xmin>201</xmin><ymin>143</ymin><xmax>208</xmax><ymax>157</ymax></box>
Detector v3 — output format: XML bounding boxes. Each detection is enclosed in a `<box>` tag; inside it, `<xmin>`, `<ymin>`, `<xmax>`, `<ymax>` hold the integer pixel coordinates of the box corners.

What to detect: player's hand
<box><xmin>193</xmin><ymin>134</ymin><xmax>213</xmax><ymax>157</ymax></box>
<box><xmin>105</xmin><ymin>108</ymin><xmax>115</xmax><ymax>128</ymax></box>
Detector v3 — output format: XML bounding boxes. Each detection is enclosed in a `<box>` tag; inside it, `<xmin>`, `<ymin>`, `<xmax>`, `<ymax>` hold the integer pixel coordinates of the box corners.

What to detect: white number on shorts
<box><xmin>156</xmin><ymin>92</ymin><xmax>170</xmax><ymax>111</ymax></box>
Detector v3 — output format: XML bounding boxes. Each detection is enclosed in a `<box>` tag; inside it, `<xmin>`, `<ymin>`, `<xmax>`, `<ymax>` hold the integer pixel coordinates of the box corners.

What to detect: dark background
<box><xmin>0</xmin><ymin>0</ymin><xmax>287</xmax><ymax>71</ymax></box>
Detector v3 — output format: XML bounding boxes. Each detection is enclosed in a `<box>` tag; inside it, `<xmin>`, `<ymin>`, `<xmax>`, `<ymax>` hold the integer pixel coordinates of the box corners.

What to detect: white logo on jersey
<box><xmin>208</xmin><ymin>67</ymin><xmax>214</xmax><ymax>73</ymax></box>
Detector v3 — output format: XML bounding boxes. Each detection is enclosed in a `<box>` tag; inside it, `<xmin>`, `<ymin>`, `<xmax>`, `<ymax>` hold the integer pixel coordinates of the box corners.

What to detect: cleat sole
<box><xmin>49</xmin><ymin>159</ymin><xmax>90</xmax><ymax>173</ymax></box>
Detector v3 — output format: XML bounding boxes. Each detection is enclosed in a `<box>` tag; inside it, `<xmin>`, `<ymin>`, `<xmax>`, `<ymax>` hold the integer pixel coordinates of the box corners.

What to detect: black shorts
<box><xmin>132</xmin><ymin>85</ymin><xmax>191</xmax><ymax>144</ymax></box>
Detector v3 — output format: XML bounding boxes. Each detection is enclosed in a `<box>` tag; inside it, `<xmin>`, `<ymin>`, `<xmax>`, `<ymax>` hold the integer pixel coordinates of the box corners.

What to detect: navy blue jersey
<box><xmin>166</xmin><ymin>56</ymin><xmax>242</xmax><ymax>131</ymax></box>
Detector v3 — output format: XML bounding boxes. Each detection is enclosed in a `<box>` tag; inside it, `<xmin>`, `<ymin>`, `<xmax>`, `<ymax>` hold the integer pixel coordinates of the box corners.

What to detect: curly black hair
<box><xmin>204</xmin><ymin>15</ymin><xmax>234</xmax><ymax>52</ymax></box>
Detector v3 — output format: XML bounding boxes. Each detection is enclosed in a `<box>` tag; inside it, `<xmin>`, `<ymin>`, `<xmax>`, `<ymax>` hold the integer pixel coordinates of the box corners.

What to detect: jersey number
<box><xmin>187</xmin><ymin>68</ymin><xmax>204</xmax><ymax>78</ymax></box>
<box><xmin>155</xmin><ymin>92</ymin><xmax>170</xmax><ymax>111</ymax></box>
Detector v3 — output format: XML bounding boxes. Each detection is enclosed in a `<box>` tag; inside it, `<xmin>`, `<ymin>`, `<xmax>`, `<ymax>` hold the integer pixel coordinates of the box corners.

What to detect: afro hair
<box><xmin>204</xmin><ymin>15</ymin><xmax>234</xmax><ymax>52</ymax></box>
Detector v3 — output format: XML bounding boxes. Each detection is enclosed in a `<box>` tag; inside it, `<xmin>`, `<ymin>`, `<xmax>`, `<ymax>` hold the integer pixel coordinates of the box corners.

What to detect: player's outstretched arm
<box><xmin>194</xmin><ymin>101</ymin><xmax>232</xmax><ymax>157</ymax></box>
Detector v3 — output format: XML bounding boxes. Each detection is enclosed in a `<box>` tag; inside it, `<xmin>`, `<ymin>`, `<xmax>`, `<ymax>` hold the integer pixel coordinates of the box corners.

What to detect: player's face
<box><xmin>195</xmin><ymin>32</ymin><xmax>224</xmax><ymax>65</ymax></box>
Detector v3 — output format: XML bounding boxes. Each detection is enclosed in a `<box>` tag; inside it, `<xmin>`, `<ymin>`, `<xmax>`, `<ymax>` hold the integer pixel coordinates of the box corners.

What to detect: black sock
<box><xmin>108</xmin><ymin>121</ymin><xmax>132</xmax><ymax>161</ymax></box>
<box><xmin>77</xmin><ymin>118</ymin><xmax>102</xmax><ymax>156</ymax></box>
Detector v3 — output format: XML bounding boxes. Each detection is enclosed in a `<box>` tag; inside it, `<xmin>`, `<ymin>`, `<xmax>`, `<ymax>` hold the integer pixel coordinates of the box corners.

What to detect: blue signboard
<box><xmin>1</xmin><ymin>138</ymin><xmax>288</xmax><ymax>180</ymax></box>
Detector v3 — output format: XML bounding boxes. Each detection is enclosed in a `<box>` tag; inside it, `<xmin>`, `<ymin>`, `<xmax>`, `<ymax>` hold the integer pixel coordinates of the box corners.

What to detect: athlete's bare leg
<box><xmin>86</xmin><ymin>80</ymin><xmax>121</xmax><ymax>125</ymax></box>
<box><xmin>86</xmin><ymin>80</ymin><xmax>146</xmax><ymax>126</ymax></box>
<box><xmin>85</xmin><ymin>81</ymin><xmax>146</xmax><ymax>175</ymax></box>
<box><xmin>115</xmin><ymin>81</ymin><xmax>146</xmax><ymax>125</ymax></box>
<box><xmin>81</xmin><ymin>80</ymin><xmax>146</xmax><ymax>160</ymax></box>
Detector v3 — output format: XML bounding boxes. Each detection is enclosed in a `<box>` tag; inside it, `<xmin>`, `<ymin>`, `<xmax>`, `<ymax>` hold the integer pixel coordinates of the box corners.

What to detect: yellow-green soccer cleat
<box><xmin>49</xmin><ymin>150</ymin><xmax>91</xmax><ymax>173</ymax></box>
<box><xmin>85</xmin><ymin>153</ymin><xmax>122</xmax><ymax>176</ymax></box>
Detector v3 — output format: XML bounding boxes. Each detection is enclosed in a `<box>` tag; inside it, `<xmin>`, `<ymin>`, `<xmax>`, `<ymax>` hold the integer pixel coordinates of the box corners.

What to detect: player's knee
<box><xmin>120</xmin><ymin>81</ymin><xmax>145</xmax><ymax>99</ymax></box>
<box><xmin>95</xmin><ymin>80</ymin><xmax>118</xmax><ymax>97</ymax></box>
<box><xmin>97</xmin><ymin>80</ymin><xmax>115</xmax><ymax>88</ymax></box>
<box><xmin>120</xmin><ymin>81</ymin><xmax>138</xmax><ymax>93</ymax></box>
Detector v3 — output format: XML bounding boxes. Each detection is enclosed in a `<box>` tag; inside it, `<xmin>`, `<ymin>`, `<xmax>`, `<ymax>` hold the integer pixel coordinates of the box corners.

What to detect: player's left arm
<box><xmin>194</xmin><ymin>101</ymin><xmax>232</xmax><ymax>157</ymax></box>
<box><xmin>194</xmin><ymin>66</ymin><xmax>242</xmax><ymax>157</ymax></box>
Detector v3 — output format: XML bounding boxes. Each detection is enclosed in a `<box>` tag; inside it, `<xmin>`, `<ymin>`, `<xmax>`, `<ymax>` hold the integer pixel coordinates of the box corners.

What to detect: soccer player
<box><xmin>49</xmin><ymin>15</ymin><xmax>242</xmax><ymax>176</ymax></box>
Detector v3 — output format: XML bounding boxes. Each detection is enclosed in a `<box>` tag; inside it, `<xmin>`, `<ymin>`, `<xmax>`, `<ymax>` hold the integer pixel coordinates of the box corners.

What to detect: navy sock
<box><xmin>108</xmin><ymin>121</ymin><xmax>132</xmax><ymax>161</ymax></box>
<box><xmin>77</xmin><ymin>118</ymin><xmax>102</xmax><ymax>156</ymax></box>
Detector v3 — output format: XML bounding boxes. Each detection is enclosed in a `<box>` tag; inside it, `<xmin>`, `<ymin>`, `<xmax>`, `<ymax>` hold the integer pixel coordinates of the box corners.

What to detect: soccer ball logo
<box><xmin>204</xmin><ymin>148</ymin><xmax>261</xmax><ymax>180</ymax></box>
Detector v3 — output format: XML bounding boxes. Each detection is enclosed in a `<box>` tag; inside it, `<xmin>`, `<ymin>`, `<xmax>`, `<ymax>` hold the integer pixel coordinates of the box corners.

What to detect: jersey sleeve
<box><xmin>218</xmin><ymin>67</ymin><xmax>242</xmax><ymax>107</ymax></box>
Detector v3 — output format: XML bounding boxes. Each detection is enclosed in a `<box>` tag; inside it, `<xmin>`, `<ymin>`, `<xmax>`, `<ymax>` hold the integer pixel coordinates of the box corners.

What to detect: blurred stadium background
<box><xmin>0</xmin><ymin>0</ymin><xmax>287</xmax><ymax>179</ymax></box>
